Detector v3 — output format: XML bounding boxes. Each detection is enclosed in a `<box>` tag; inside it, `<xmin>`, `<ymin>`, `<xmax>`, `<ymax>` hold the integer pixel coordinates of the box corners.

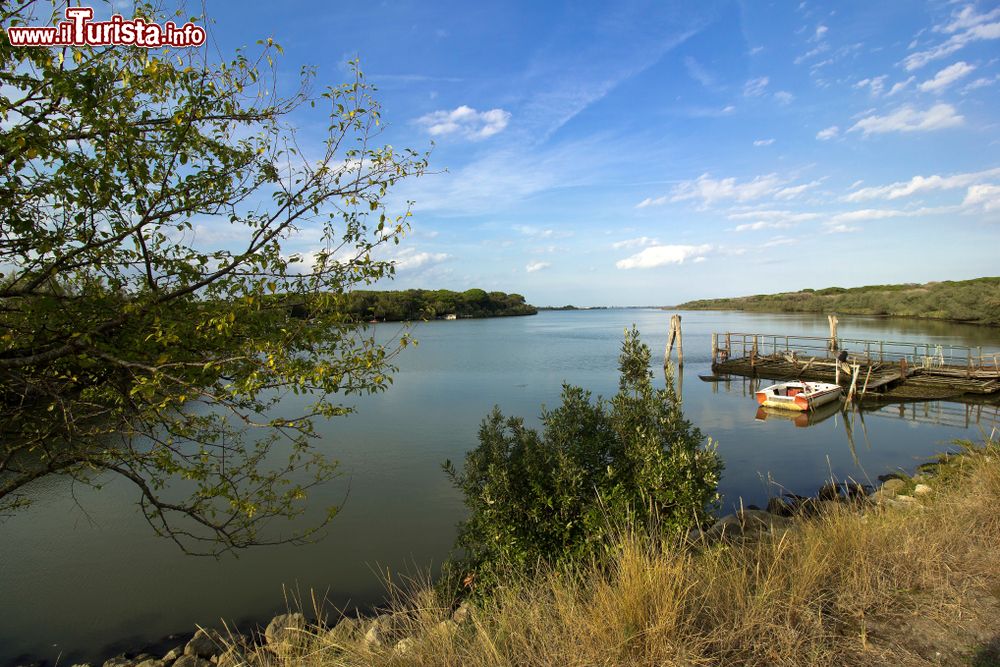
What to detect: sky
<box><xmin>178</xmin><ymin>2</ymin><xmax>999</xmax><ymax>304</ymax></box>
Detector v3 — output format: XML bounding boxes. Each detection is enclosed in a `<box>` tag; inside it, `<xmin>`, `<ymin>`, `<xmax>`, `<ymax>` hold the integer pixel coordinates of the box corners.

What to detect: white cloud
<box><xmin>665</xmin><ymin>173</ymin><xmax>787</xmax><ymax>207</ymax></box>
<box><xmin>886</xmin><ymin>76</ymin><xmax>915</xmax><ymax>96</ymax></box>
<box><xmin>635</xmin><ymin>196</ymin><xmax>669</xmax><ymax>209</ymax></box>
<box><xmin>824</xmin><ymin>224</ymin><xmax>861</xmax><ymax>234</ymax></box>
<box><xmin>761</xmin><ymin>236</ymin><xmax>797</xmax><ymax>248</ymax></box>
<box><xmin>753</xmin><ymin>138</ymin><xmax>775</xmax><ymax>146</ymax></box>
<box><xmin>728</xmin><ymin>210</ymin><xmax>821</xmax><ymax>230</ymax></box>
<box><xmin>938</xmin><ymin>5</ymin><xmax>1000</xmax><ymax>34</ymax></box>
<box><xmin>918</xmin><ymin>61</ymin><xmax>975</xmax><ymax>92</ymax></box>
<box><xmin>813</xmin><ymin>25</ymin><xmax>828</xmax><ymax>41</ymax></box>
<box><xmin>525</xmin><ymin>261</ymin><xmax>550</xmax><ymax>273</ymax></box>
<box><xmin>774</xmin><ymin>90</ymin><xmax>795</xmax><ymax>105</ymax></box>
<box><xmin>794</xmin><ymin>43</ymin><xmax>829</xmax><ymax>65</ymax></box>
<box><xmin>774</xmin><ymin>181</ymin><xmax>821</xmax><ymax>199</ymax></box>
<box><xmin>831</xmin><ymin>209</ymin><xmax>907</xmax><ymax>223</ymax></box>
<box><xmin>512</xmin><ymin>224</ymin><xmax>573</xmax><ymax>239</ymax></box>
<box><xmin>855</xmin><ymin>75</ymin><xmax>888</xmax><ymax>96</ymax></box>
<box><xmin>612</xmin><ymin>236</ymin><xmax>659</xmax><ymax>249</ymax></box>
<box><xmin>734</xmin><ymin>221</ymin><xmax>792</xmax><ymax>232</ymax></box>
<box><xmin>844</xmin><ymin>167</ymin><xmax>1000</xmax><ymax>202</ymax></box>
<box><xmin>415</xmin><ymin>105</ymin><xmax>511</xmax><ymax>140</ymax></box>
<box><xmin>743</xmin><ymin>76</ymin><xmax>770</xmax><ymax>97</ymax></box>
<box><xmin>616</xmin><ymin>244</ymin><xmax>713</xmax><ymax>269</ymax></box>
<box><xmin>391</xmin><ymin>248</ymin><xmax>450</xmax><ymax>271</ymax></box>
<box><xmin>848</xmin><ymin>103</ymin><xmax>964</xmax><ymax>135</ymax></box>
<box><xmin>963</xmin><ymin>184</ymin><xmax>1000</xmax><ymax>212</ymax></box>
<box><xmin>963</xmin><ymin>76</ymin><xmax>999</xmax><ymax>91</ymax></box>
<box><xmin>816</xmin><ymin>125</ymin><xmax>839</xmax><ymax>140</ymax></box>
<box><xmin>904</xmin><ymin>12</ymin><xmax>1000</xmax><ymax>71</ymax></box>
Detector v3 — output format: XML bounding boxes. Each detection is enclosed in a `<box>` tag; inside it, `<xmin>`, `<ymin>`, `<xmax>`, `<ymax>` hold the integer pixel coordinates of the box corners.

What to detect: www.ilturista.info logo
<box><xmin>5</xmin><ymin>7</ymin><xmax>206</xmax><ymax>48</ymax></box>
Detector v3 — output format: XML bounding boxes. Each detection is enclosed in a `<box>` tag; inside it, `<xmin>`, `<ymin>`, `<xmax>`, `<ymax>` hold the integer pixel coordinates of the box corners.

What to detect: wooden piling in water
<box><xmin>828</xmin><ymin>314</ymin><xmax>838</xmax><ymax>353</ymax></box>
<box><xmin>664</xmin><ymin>314</ymin><xmax>683</xmax><ymax>367</ymax></box>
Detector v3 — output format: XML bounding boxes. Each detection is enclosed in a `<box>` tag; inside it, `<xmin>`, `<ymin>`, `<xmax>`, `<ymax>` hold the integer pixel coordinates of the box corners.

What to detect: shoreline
<box><xmin>24</xmin><ymin>443</ymin><xmax>985</xmax><ymax>667</ymax></box>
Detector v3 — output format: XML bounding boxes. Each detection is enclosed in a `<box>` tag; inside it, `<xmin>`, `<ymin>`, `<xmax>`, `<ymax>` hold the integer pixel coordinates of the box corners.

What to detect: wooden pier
<box><xmin>710</xmin><ymin>331</ymin><xmax>1000</xmax><ymax>401</ymax></box>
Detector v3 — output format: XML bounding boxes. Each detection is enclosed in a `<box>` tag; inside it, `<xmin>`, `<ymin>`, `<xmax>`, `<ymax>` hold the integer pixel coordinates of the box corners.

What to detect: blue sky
<box><xmin>210</xmin><ymin>0</ymin><xmax>999</xmax><ymax>306</ymax></box>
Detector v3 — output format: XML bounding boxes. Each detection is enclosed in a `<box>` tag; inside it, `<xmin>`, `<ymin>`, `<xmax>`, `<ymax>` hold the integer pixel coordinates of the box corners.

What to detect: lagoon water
<box><xmin>2</xmin><ymin>309</ymin><xmax>999</xmax><ymax>665</ymax></box>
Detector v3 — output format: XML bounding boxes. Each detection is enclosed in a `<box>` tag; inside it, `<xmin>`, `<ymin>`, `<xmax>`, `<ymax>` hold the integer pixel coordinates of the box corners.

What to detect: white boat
<box><xmin>755</xmin><ymin>381</ymin><xmax>842</xmax><ymax>412</ymax></box>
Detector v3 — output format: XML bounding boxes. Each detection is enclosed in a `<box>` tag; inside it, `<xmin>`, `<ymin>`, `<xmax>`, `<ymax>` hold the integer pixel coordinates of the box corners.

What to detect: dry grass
<box><xmin>230</xmin><ymin>444</ymin><xmax>1000</xmax><ymax>667</ymax></box>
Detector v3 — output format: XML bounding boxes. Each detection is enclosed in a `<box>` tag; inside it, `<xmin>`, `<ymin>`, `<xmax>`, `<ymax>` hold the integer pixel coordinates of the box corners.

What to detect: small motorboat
<box><xmin>755</xmin><ymin>380</ymin><xmax>842</xmax><ymax>412</ymax></box>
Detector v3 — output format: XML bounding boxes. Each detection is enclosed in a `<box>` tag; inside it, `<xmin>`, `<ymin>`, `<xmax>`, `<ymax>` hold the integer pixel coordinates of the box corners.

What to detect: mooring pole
<box><xmin>711</xmin><ymin>333</ymin><xmax>718</xmax><ymax>365</ymax></box>
<box><xmin>828</xmin><ymin>314</ymin><xmax>839</xmax><ymax>354</ymax></box>
<box><xmin>664</xmin><ymin>314</ymin><xmax>683</xmax><ymax>367</ymax></box>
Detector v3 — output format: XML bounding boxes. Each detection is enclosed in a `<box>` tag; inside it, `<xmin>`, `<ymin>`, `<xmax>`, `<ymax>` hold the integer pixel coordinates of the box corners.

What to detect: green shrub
<box><xmin>443</xmin><ymin>327</ymin><xmax>721</xmax><ymax>591</ymax></box>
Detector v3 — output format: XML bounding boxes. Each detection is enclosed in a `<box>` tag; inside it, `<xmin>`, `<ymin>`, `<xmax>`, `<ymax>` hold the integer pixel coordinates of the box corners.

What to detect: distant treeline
<box><xmin>676</xmin><ymin>277</ymin><xmax>1000</xmax><ymax>326</ymax></box>
<box><xmin>339</xmin><ymin>289</ymin><xmax>537</xmax><ymax>322</ymax></box>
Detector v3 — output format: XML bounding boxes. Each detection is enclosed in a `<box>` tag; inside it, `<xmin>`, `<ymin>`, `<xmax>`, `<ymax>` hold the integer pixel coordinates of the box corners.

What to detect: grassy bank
<box><xmin>227</xmin><ymin>440</ymin><xmax>1000</xmax><ymax>666</ymax></box>
<box><xmin>675</xmin><ymin>277</ymin><xmax>1000</xmax><ymax>326</ymax></box>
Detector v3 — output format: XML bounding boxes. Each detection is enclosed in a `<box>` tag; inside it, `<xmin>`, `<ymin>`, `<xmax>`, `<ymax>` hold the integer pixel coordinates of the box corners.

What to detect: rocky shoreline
<box><xmin>17</xmin><ymin>450</ymin><xmax>965</xmax><ymax>667</ymax></box>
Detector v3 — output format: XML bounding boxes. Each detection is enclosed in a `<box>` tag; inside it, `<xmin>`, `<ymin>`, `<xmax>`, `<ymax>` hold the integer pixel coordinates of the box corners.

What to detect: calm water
<box><xmin>2</xmin><ymin>310</ymin><xmax>998</xmax><ymax>664</ymax></box>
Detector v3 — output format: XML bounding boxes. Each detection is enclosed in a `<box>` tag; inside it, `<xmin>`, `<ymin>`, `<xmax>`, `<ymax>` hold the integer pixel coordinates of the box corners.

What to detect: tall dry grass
<box><xmin>232</xmin><ymin>443</ymin><xmax>1000</xmax><ymax>667</ymax></box>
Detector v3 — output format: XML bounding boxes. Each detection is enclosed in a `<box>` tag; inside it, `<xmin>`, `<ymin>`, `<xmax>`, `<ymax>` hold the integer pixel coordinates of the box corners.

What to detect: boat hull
<box><xmin>755</xmin><ymin>381</ymin><xmax>842</xmax><ymax>412</ymax></box>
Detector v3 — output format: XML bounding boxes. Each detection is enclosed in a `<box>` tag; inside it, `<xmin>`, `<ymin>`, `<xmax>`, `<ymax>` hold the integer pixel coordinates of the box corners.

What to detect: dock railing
<box><xmin>715</xmin><ymin>332</ymin><xmax>1000</xmax><ymax>372</ymax></box>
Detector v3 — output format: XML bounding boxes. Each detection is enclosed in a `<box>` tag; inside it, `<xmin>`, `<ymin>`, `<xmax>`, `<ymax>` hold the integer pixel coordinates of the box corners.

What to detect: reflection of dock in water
<box><xmin>860</xmin><ymin>400</ymin><xmax>1000</xmax><ymax>431</ymax></box>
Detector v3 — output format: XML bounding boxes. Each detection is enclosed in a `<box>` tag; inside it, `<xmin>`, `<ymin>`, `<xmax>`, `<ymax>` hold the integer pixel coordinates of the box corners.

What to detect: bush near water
<box><xmin>443</xmin><ymin>326</ymin><xmax>722</xmax><ymax>592</ymax></box>
<box><xmin>677</xmin><ymin>276</ymin><xmax>1000</xmax><ymax>326</ymax></box>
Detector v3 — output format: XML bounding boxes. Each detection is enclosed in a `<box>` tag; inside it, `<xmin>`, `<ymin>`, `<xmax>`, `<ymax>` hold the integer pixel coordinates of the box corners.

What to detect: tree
<box><xmin>0</xmin><ymin>2</ymin><xmax>428</xmax><ymax>554</ymax></box>
<box><xmin>444</xmin><ymin>327</ymin><xmax>722</xmax><ymax>590</ymax></box>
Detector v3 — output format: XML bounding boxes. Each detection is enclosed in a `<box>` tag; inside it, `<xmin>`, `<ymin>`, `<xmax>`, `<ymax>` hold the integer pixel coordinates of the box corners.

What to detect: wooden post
<box><xmin>664</xmin><ymin>314</ymin><xmax>683</xmax><ymax>367</ymax></box>
<box><xmin>846</xmin><ymin>363</ymin><xmax>860</xmax><ymax>402</ymax></box>
<box><xmin>860</xmin><ymin>365</ymin><xmax>873</xmax><ymax>401</ymax></box>
<box><xmin>711</xmin><ymin>333</ymin><xmax>718</xmax><ymax>365</ymax></box>
<box><xmin>827</xmin><ymin>315</ymin><xmax>839</xmax><ymax>354</ymax></box>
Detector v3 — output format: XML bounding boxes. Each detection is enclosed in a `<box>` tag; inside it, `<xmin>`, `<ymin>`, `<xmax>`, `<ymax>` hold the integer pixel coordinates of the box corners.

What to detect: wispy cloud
<box><xmin>855</xmin><ymin>75</ymin><xmax>888</xmax><ymax>96</ymax></box>
<box><xmin>963</xmin><ymin>75</ymin><xmax>999</xmax><ymax>92</ymax></box>
<box><xmin>615</xmin><ymin>244</ymin><xmax>713</xmax><ymax>269</ymax></box>
<box><xmin>774</xmin><ymin>90</ymin><xmax>795</xmax><ymax>105</ymax></box>
<box><xmin>744</xmin><ymin>76</ymin><xmax>770</xmax><ymax>97</ymax></box>
<box><xmin>641</xmin><ymin>173</ymin><xmax>787</xmax><ymax>208</ymax></box>
<box><xmin>816</xmin><ymin>125</ymin><xmax>839</xmax><ymax>140</ymax></box>
<box><xmin>729</xmin><ymin>210</ymin><xmax>821</xmax><ymax>231</ymax></box>
<box><xmin>844</xmin><ymin>167</ymin><xmax>1000</xmax><ymax>202</ymax></box>
<box><xmin>848</xmin><ymin>104</ymin><xmax>964</xmax><ymax>135</ymax></box>
<box><xmin>684</xmin><ymin>56</ymin><xmax>716</xmax><ymax>87</ymax></box>
<box><xmin>415</xmin><ymin>105</ymin><xmax>511</xmax><ymax>140</ymax></box>
<box><xmin>918</xmin><ymin>61</ymin><xmax>975</xmax><ymax>92</ymax></box>
<box><xmin>391</xmin><ymin>248</ymin><xmax>450</xmax><ymax>271</ymax></box>
<box><xmin>963</xmin><ymin>184</ymin><xmax>1000</xmax><ymax>212</ymax></box>
<box><xmin>904</xmin><ymin>6</ymin><xmax>1000</xmax><ymax>71</ymax></box>
<box><xmin>612</xmin><ymin>236</ymin><xmax>659</xmax><ymax>249</ymax></box>
<box><xmin>886</xmin><ymin>76</ymin><xmax>915</xmax><ymax>96</ymax></box>
<box><xmin>525</xmin><ymin>261</ymin><xmax>551</xmax><ymax>273</ymax></box>
<box><xmin>513</xmin><ymin>224</ymin><xmax>573</xmax><ymax>239</ymax></box>
<box><xmin>753</xmin><ymin>138</ymin><xmax>775</xmax><ymax>147</ymax></box>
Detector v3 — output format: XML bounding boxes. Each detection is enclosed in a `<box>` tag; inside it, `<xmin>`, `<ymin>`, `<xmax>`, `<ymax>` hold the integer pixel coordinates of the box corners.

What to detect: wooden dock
<box><xmin>710</xmin><ymin>331</ymin><xmax>1000</xmax><ymax>401</ymax></box>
